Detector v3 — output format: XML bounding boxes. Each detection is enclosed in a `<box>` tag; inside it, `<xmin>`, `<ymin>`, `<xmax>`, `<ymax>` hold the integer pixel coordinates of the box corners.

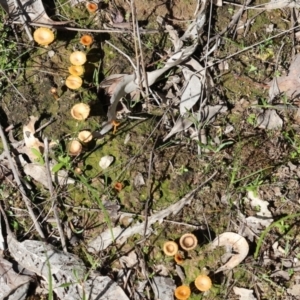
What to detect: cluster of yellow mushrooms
<box><xmin>67</xmin><ymin>103</ymin><xmax>93</xmax><ymax>157</ymax></box>
<box><xmin>163</xmin><ymin>233</ymin><xmax>212</xmax><ymax>300</ymax></box>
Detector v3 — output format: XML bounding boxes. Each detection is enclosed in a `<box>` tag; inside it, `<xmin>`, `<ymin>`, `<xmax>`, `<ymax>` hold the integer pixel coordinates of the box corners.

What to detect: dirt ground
<box><xmin>1</xmin><ymin>0</ymin><xmax>300</xmax><ymax>299</ymax></box>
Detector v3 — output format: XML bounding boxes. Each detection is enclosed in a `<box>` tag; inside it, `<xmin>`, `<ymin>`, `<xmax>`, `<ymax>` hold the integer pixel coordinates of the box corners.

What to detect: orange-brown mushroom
<box><xmin>86</xmin><ymin>1</ymin><xmax>98</xmax><ymax>13</ymax></box>
<box><xmin>194</xmin><ymin>274</ymin><xmax>212</xmax><ymax>292</ymax></box>
<box><xmin>70</xmin><ymin>103</ymin><xmax>90</xmax><ymax>121</ymax></box>
<box><xmin>174</xmin><ymin>285</ymin><xmax>191</xmax><ymax>300</ymax></box>
<box><xmin>114</xmin><ymin>182</ymin><xmax>123</xmax><ymax>192</ymax></box>
<box><xmin>68</xmin><ymin>65</ymin><xmax>85</xmax><ymax>77</ymax></box>
<box><xmin>163</xmin><ymin>241</ymin><xmax>178</xmax><ymax>256</ymax></box>
<box><xmin>174</xmin><ymin>252</ymin><xmax>184</xmax><ymax>264</ymax></box>
<box><xmin>179</xmin><ymin>233</ymin><xmax>198</xmax><ymax>251</ymax></box>
<box><xmin>65</xmin><ymin>75</ymin><xmax>83</xmax><ymax>90</ymax></box>
<box><xmin>69</xmin><ymin>51</ymin><xmax>87</xmax><ymax>66</ymax></box>
<box><xmin>80</xmin><ymin>35</ymin><xmax>93</xmax><ymax>47</ymax></box>
<box><xmin>33</xmin><ymin>28</ymin><xmax>55</xmax><ymax>46</ymax></box>
<box><xmin>68</xmin><ymin>140</ymin><xmax>82</xmax><ymax>156</ymax></box>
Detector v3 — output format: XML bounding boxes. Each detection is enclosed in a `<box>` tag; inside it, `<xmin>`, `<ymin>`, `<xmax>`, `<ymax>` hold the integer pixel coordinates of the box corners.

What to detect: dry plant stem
<box><xmin>44</xmin><ymin>138</ymin><xmax>67</xmax><ymax>253</ymax></box>
<box><xmin>135</xmin><ymin>16</ymin><xmax>150</xmax><ymax>98</ymax></box>
<box><xmin>0</xmin><ymin>124</ymin><xmax>45</xmax><ymax>239</ymax></box>
<box><xmin>105</xmin><ymin>40</ymin><xmax>136</xmax><ymax>70</ymax></box>
<box><xmin>29</xmin><ymin>22</ymin><xmax>159</xmax><ymax>34</ymax></box>
<box><xmin>143</xmin><ymin>143</ymin><xmax>155</xmax><ymax>237</ymax></box>
<box><xmin>129</xmin><ymin>0</ymin><xmax>142</xmax><ymax>92</ymax></box>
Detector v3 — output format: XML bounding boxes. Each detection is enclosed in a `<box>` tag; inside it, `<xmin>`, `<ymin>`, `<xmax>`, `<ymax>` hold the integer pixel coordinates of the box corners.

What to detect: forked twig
<box><xmin>0</xmin><ymin>124</ymin><xmax>45</xmax><ymax>238</ymax></box>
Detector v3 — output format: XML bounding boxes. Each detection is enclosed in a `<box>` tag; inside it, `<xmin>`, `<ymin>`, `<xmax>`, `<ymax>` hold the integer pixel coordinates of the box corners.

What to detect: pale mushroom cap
<box><xmin>194</xmin><ymin>274</ymin><xmax>212</xmax><ymax>292</ymax></box>
<box><xmin>80</xmin><ymin>35</ymin><xmax>93</xmax><ymax>46</ymax></box>
<box><xmin>70</xmin><ymin>103</ymin><xmax>90</xmax><ymax>120</ymax></box>
<box><xmin>68</xmin><ymin>140</ymin><xmax>82</xmax><ymax>156</ymax></box>
<box><xmin>163</xmin><ymin>241</ymin><xmax>178</xmax><ymax>256</ymax></box>
<box><xmin>179</xmin><ymin>233</ymin><xmax>198</xmax><ymax>251</ymax></box>
<box><xmin>174</xmin><ymin>285</ymin><xmax>191</xmax><ymax>300</ymax></box>
<box><xmin>33</xmin><ymin>28</ymin><xmax>55</xmax><ymax>46</ymax></box>
<box><xmin>78</xmin><ymin>130</ymin><xmax>93</xmax><ymax>143</ymax></box>
<box><xmin>65</xmin><ymin>75</ymin><xmax>83</xmax><ymax>90</ymax></box>
<box><xmin>70</xmin><ymin>51</ymin><xmax>87</xmax><ymax>66</ymax></box>
<box><xmin>68</xmin><ymin>65</ymin><xmax>85</xmax><ymax>77</ymax></box>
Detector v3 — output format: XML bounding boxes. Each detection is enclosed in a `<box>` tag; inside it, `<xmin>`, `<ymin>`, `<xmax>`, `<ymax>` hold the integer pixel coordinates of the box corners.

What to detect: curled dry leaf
<box><xmin>209</xmin><ymin>232</ymin><xmax>249</xmax><ymax>273</ymax></box>
<box><xmin>22</xmin><ymin>116</ymin><xmax>44</xmax><ymax>162</ymax></box>
<box><xmin>7</xmin><ymin>235</ymin><xmax>129</xmax><ymax>299</ymax></box>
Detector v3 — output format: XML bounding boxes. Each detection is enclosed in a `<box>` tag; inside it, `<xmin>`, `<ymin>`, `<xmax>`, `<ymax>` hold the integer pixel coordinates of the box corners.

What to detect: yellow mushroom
<box><xmin>69</xmin><ymin>51</ymin><xmax>87</xmax><ymax>66</ymax></box>
<box><xmin>194</xmin><ymin>274</ymin><xmax>212</xmax><ymax>292</ymax></box>
<box><xmin>68</xmin><ymin>65</ymin><xmax>85</xmax><ymax>77</ymax></box>
<box><xmin>174</xmin><ymin>252</ymin><xmax>184</xmax><ymax>264</ymax></box>
<box><xmin>179</xmin><ymin>233</ymin><xmax>198</xmax><ymax>251</ymax></box>
<box><xmin>174</xmin><ymin>285</ymin><xmax>191</xmax><ymax>300</ymax></box>
<box><xmin>78</xmin><ymin>130</ymin><xmax>93</xmax><ymax>143</ymax></box>
<box><xmin>68</xmin><ymin>140</ymin><xmax>82</xmax><ymax>156</ymax></box>
<box><xmin>70</xmin><ymin>103</ymin><xmax>90</xmax><ymax>121</ymax></box>
<box><xmin>65</xmin><ymin>75</ymin><xmax>83</xmax><ymax>90</ymax></box>
<box><xmin>163</xmin><ymin>241</ymin><xmax>178</xmax><ymax>256</ymax></box>
<box><xmin>33</xmin><ymin>28</ymin><xmax>55</xmax><ymax>46</ymax></box>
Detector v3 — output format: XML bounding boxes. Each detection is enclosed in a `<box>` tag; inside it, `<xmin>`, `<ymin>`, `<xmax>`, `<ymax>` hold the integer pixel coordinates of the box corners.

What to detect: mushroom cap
<box><xmin>163</xmin><ymin>241</ymin><xmax>178</xmax><ymax>256</ymax></box>
<box><xmin>194</xmin><ymin>274</ymin><xmax>212</xmax><ymax>292</ymax></box>
<box><xmin>65</xmin><ymin>75</ymin><xmax>83</xmax><ymax>90</ymax></box>
<box><xmin>33</xmin><ymin>28</ymin><xmax>55</xmax><ymax>46</ymax></box>
<box><xmin>78</xmin><ymin>130</ymin><xmax>93</xmax><ymax>143</ymax></box>
<box><xmin>69</xmin><ymin>51</ymin><xmax>87</xmax><ymax>66</ymax></box>
<box><xmin>86</xmin><ymin>2</ymin><xmax>98</xmax><ymax>13</ymax></box>
<box><xmin>179</xmin><ymin>233</ymin><xmax>198</xmax><ymax>251</ymax></box>
<box><xmin>68</xmin><ymin>65</ymin><xmax>85</xmax><ymax>77</ymax></box>
<box><xmin>70</xmin><ymin>103</ymin><xmax>90</xmax><ymax>121</ymax></box>
<box><xmin>80</xmin><ymin>35</ymin><xmax>93</xmax><ymax>46</ymax></box>
<box><xmin>68</xmin><ymin>140</ymin><xmax>82</xmax><ymax>156</ymax></box>
<box><xmin>174</xmin><ymin>252</ymin><xmax>184</xmax><ymax>264</ymax></box>
<box><xmin>174</xmin><ymin>285</ymin><xmax>191</xmax><ymax>300</ymax></box>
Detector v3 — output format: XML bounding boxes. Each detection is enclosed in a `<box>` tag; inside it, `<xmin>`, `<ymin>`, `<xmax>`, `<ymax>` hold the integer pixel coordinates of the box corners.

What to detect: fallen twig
<box><xmin>0</xmin><ymin>124</ymin><xmax>45</xmax><ymax>238</ymax></box>
<box><xmin>44</xmin><ymin>137</ymin><xmax>67</xmax><ymax>253</ymax></box>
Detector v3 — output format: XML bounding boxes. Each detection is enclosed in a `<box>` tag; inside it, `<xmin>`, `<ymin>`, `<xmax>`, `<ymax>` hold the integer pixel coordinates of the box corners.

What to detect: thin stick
<box><xmin>105</xmin><ymin>40</ymin><xmax>136</xmax><ymax>70</ymax></box>
<box><xmin>44</xmin><ymin>138</ymin><xmax>68</xmax><ymax>253</ymax></box>
<box><xmin>0</xmin><ymin>124</ymin><xmax>45</xmax><ymax>238</ymax></box>
<box><xmin>28</xmin><ymin>22</ymin><xmax>159</xmax><ymax>34</ymax></box>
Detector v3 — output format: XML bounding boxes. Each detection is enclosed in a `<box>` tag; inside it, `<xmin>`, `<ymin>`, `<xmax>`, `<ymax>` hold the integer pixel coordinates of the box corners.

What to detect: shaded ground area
<box><xmin>1</xmin><ymin>0</ymin><xmax>300</xmax><ymax>299</ymax></box>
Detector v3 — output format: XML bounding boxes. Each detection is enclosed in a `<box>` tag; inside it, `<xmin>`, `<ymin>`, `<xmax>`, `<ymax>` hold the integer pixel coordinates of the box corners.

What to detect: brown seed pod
<box><xmin>194</xmin><ymin>274</ymin><xmax>212</xmax><ymax>292</ymax></box>
<box><xmin>179</xmin><ymin>233</ymin><xmax>198</xmax><ymax>251</ymax></box>
<box><xmin>174</xmin><ymin>285</ymin><xmax>191</xmax><ymax>300</ymax></box>
<box><xmin>163</xmin><ymin>241</ymin><xmax>178</xmax><ymax>256</ymax></box>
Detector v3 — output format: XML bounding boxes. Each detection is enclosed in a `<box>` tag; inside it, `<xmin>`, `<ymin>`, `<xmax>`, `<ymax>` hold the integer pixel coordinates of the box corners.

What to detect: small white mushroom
<box><xmin>209</xmin><ymin>232</ymin><xmax>249</xmax><ymax>273</ymax></box>
<box><xmin>99</xmin><ymin>155</ymin><xmax>114</xmax><ymax>169</ymax></box>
